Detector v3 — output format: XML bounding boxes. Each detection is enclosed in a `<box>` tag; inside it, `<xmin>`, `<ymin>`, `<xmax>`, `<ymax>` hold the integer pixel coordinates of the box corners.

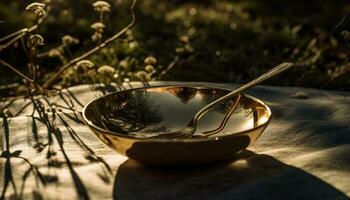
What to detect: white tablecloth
<box><xmin>1</xmin><ymin>82</ymin><xmax>349</xmax><ymax>199</ymax></box>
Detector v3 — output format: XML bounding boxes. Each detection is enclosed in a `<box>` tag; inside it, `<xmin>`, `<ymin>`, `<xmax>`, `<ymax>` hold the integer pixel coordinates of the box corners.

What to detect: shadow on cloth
<box><xmin>113</xmin><ymin>150</ymin><xmax>348</xmax><ymax>200</ymax></box>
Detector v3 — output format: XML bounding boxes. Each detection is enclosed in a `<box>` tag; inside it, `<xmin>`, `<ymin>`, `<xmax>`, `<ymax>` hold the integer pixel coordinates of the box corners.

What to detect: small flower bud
<box><xmin>62</xmin><ymin>35</ymin><xmax>79</xmax><ymax>46</ymax></box>
<box><xmin>145</xmin><ymin>65</ymin><xmax>154</xmax><ymax>73</ymax></box>
<box><xmin>91</xmin><ymin>32</ymin><xmax>103</xmax><ymax>42</ymax></box>
<box><xmin>93</xmin><ymin>1</ymin><xmax>111</xmax><ymax>13</ymax></box>
<box><xmin>119</xmin><ymin>59</ymin><xmax>129</xmax><ymax>69</ymax></box>
<box><xmin>144</xmin><ymin>56</ymin><xmax>157</xmax><ymax>65</ymax></box>
<box><xmin>75</xmin><ymin>60</ymin><xmax>94</xmax><ymax>69</ymax></box>
<box><xmin>179</xmin><ymin>35</ymin><xmax>189</xmax><ymax>43</ymax></box>
<box><xmin>176</xmin><ymin>44</ymin><xmax>194</xmax><ymax>56</ymax></box>
<box><xmin>48</xmin><ymin>49</ymin><xmax>61</xmax><ymax>57</ymax></box>
<box><xmin>91</xmin><ymin>22</ymin><xmax>105</xmax><ymax>32</ymax></box>
<box><xmin>97</xmin><ymin>65</ymin><xmax>115</xmax><ymax>74</ymax></box>
<box><xmin>27</xmin><ymin>34</ymin><xmax>45</xmax><ymax>48</ymax></box>
<box><xmin>26</xmin><ymin>2</ymin><xmax>46</xmax><ymax>17</ymax></box>
<box><xmin>135</xmin><ymin>70</ymin><xmax>151</xmax><ymax>81</ymax></box>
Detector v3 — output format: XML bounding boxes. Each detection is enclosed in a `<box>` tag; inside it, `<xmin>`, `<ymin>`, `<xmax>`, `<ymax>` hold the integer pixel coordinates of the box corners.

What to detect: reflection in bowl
<box><xmin>83</xmin><ymin>86</ymin><xmax>271</xmax><ymax>166</ymax></box>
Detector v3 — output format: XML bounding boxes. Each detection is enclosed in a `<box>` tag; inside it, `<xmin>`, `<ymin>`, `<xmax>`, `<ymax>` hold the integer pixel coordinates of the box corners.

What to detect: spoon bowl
<box><xmin>83</xmin><ymin>85</ymin><xmax>271</xmax><ymax>166</ymax></box>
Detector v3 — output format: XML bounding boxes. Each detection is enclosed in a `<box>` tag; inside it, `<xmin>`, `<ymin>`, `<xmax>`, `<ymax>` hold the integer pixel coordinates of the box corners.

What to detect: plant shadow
<box><xmin>113</xmin><ymin>150</ymin><xmax>349</xmax><ymax>200</ymax></box>
<box><xmin>0</xmin><ymin>87</ymin><xmax>114</xmax><ymax>199</ymax></box>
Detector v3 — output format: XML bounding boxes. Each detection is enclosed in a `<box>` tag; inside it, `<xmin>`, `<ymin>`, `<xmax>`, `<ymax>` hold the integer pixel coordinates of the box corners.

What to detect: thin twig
<box><xmin>0</xmin><ymin>5</ymin><xmax>51</xmax><ymax>52</ymax></box>
<box><xmin>157</xmin><ymin>55</ymin><xmax>179</xmax><ymax>79</ymax></box>
<box><xmin>37</xmin><ymin>38</ymin><xmax>130</xmax><ymax>58</ymax></box>
<box><xmin>42</xmin><ymin>0</ymin><xmax>137</xmax><ymax>90</ymax></box>
<box><xmin>0</xmin><ymin>32</ymin><xmax>26</xmax><ymax>51</ymax></box>
<box><xmin>0</xmin><ymin>59</ymin><xmax>34</xmax><ymax>83</ymax></box>
<box><xmin>332</xmin><ymin>12</ymin><xmax>350</xmax><ymax>34</ymax></box>
<box><xmin>0</xmin><ymin>28</ymin><xmax>28</xmax><ymax>43</ymax></box>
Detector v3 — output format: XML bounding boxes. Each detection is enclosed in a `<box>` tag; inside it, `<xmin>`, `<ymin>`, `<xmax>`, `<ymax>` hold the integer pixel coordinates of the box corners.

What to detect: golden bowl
<box><xmin>82</xmin><ymin>85</ymin><xmax>271</xmax><ymax>166</ymax></box>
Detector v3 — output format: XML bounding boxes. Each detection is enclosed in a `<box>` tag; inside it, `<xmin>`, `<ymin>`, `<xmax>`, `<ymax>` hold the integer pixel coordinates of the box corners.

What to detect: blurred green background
<box><xmin>0</xmin><ymin>0</ymin><xmax>349</xmax><ymax>94</ymax></box>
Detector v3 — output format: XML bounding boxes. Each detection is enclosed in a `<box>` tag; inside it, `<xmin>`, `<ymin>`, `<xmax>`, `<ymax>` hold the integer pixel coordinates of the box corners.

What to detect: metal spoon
<box><xmin>152</xmin><ymin>62</ymin><xmax>294</xmax><ymax>139</ymax></box>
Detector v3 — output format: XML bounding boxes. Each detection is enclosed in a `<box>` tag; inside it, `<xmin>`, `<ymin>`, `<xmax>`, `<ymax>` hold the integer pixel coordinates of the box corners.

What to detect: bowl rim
<box><xmin>82</xmin><ymin>84</ymin><xmax>272</xmax><ymax>142</ymax></box>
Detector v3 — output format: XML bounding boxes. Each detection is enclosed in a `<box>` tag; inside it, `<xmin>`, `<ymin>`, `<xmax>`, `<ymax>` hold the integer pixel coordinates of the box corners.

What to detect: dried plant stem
<box><xmin>333</xmin><ymin>12</ymin><xmax>350</xmax><ymax>31</ymax></box>
<box><xmin>31</xmin><ymin>17</ymin><xmax>42</xmax><ymax>82</ymax></box>
<box><xmin>0</xmin><ymin>28</ymin><xmax>28</xmax><ymax>43</ymax></box>
<box><xmin>0</xmin><ymin>59</ymin><xmax>34</xmax><ymax>83</ymax></box>
<box><xmin>158</xmin><ymin>56</ymin><xmax>179</xmax><ymax>79</ymax></box>
<box><xmin>99</xmin><ymin>12</ymin><xmax>104</xmax><ymax>23</ymax></box>
<box><xmin>42</xmin><ymin>0</ymin><xmax>137</xmax><ymax>90</ymax></box>
<box><xmin>0</xmin><ymin>31</ymin><xmax>27</xmax><ymax>51</ymax></box>
<box><xmin>0</xmin><ymin>6</ymin><xmax>51</xmax><ymax>52</ymax></box>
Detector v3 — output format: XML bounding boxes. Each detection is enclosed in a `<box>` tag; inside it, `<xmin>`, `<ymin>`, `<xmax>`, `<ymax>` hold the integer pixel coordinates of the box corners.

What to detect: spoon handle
<box><xmin>193</xmin><ymin>62</ymin><xmax>294</xmax><ymax>121</ymax></box>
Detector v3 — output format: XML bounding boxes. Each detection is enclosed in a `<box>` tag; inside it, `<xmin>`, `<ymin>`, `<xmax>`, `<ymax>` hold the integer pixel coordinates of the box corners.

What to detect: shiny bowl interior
<box><xmin>83</xmin><ymin>85</ymin><xmax>271</xmax><ymax>166</ymax></box>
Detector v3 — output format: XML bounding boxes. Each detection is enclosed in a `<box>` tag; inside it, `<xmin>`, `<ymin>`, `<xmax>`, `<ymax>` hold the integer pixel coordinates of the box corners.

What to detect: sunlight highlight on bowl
<box><xmin>82</xmin><ymin>85</ymin><xmax>271</xmax><ymax>166</ymax></box>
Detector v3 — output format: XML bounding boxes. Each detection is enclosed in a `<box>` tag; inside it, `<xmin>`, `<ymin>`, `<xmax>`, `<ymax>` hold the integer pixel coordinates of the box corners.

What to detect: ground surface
<box><xmin>1</xmin><ymin>82</ymin><xmax>349</xmax><ymax>199</ymax></box>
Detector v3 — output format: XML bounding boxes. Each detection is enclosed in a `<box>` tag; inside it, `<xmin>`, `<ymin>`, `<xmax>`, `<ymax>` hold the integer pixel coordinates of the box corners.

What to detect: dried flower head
<box><xmin>48</xmin><ymin>49</ymin><xmax>61</xmax><ymax>57</ymax></box>
<box><xmin>26</xmin><ymin>2</ymin><xmax>46</xmax><ymax>17</ymax></box>
<box><xmin>75</xmin><ymin>60</ymin><xmax>94</xmax><ymax>69</ymax></box>
<box><xmin>144</xmin><ymin>56</ymin><xmax>157</xmax><ymax>65</ymax></box>
<box><xmin>62</xmin><ymin>35</ymin><xmax>79</xmax><ymax>46</ymax></box>
<box><xmin>91</xmin><ymin>32</ymin><xmax>103</xmax><ymax>42</ymax></box>
<box><xmin>176</xmin><ymin>44</ymin><xmax>194</xmax><ymax>56</ymax></box>
<box><xmin>27</xmin><ymin>34</ymin><xmax>45</xmax><ymax>48</ymax></box>
<box><xmin>93</xmin><ymin>1</ymin><xmax>111</xmax><ymax>13</ymax></box>
<box><xmin>179</xmin><ymin>35</ymin><xmax>189</xmax><ymax>43</ymax></box>
<box><xmin>145</xmin><ymin>65</ymin><xmax>154</xmax><ymax>73</ymax></box>
<box><xmin>135</xmin><ymin>70</ymin><xmax>151</xmax><ymax>81</ymax></box>
<box><xmin>119</xmin><ymin>59</ymin><xmax>129</xmax><ymax>69</ymax></box>
<box><xmin>91</xmin><ymin>22</ymin><xmax>105</xmax><ymax>34</ymax></box>
<box><xmin>91</xmin><ymin>22</ymin><xmax>105</xmax><ymax>30</ymax></box>
<box><xmin>97</xmin><ymin>65</ymin><xmax>115</xmax><ymax>74</ymax></box>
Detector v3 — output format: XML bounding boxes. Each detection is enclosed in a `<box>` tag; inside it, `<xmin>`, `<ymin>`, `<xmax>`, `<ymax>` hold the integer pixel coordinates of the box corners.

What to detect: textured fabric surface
<box><xmin>1</xmin><ymin>82</ymin><xmax>349</xmax><ymax>200</ymax></box>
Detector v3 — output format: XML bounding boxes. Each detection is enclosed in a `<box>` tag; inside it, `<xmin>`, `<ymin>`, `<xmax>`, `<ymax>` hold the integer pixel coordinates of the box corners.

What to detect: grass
<box><xmin>0</xmin><ymin>0</ymin><xmax>349</xmax><ymax>96</ymax></box>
